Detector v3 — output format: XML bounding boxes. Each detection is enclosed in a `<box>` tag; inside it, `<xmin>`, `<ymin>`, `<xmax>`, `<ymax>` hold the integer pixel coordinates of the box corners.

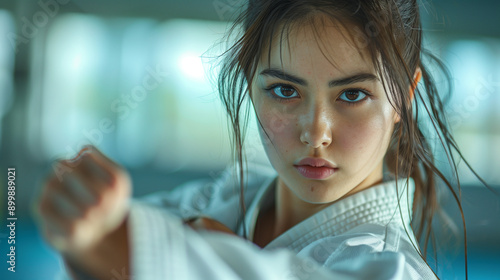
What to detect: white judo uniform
<box><xmin>62</xmin><ymin>162</ymin><xmax>437</xmax><ymax>280</ymax></box>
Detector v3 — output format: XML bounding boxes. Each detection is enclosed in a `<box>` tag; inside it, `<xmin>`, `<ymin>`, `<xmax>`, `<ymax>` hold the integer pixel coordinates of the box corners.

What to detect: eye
<box><xmin>338</xmin><ymin>90</ymin><xmax>368</xmax><ymax>103</ymax></box>
<box><xmin>267</xmin><ymin>84</ymin><xmax>299</xmax><ymax>99</ymax></box>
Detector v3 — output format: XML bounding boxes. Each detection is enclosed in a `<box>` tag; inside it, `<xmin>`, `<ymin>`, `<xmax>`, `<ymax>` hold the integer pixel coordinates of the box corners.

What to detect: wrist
<box><xmin>64</xmin><ymin>217</ymin><xmax>130</xmax><ymax>280</ymax></box>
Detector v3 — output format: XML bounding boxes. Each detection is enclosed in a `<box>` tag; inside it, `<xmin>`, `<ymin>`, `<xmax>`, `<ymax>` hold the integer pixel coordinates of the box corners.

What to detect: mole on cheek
<box><xmin>310</xmin><ymin>186</ymin><xmax>315</xmax><ymax>192</ymax></box>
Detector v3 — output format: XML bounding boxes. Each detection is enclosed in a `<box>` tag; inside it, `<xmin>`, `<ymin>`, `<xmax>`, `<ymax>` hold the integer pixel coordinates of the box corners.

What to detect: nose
<box><xmin>299</xmin><ymin>103</ymin><xmax>333</xmax><ymax>148</ymax></box>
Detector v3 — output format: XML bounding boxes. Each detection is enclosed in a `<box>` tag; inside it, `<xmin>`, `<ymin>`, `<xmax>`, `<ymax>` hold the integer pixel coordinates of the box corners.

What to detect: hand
<box><xmin>33</xmin><ymin>145</ymin><xmax>131</xmax><ymax>259</ymax></box>
<box><xmin>184</xmin><ymin>216</ymin><xmax>237</xmax><ymax>235</ymax></box>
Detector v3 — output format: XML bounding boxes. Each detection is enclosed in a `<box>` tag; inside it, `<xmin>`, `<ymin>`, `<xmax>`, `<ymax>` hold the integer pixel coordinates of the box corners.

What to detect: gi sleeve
<box><xmin>128</xmin><ymin>201</ymin><xmax>409</xmax><ymax>280</ymax></box>
<box><xmin>58</xmin><ymin>201</ymin><xmax>413</xmax><ymax>280</ymax></box>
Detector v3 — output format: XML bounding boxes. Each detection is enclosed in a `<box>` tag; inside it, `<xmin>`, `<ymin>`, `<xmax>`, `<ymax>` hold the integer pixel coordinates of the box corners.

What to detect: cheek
<box><xmin>336</xmin><ymin>111</ymin><xmax>393</xmax><ymax>158</ymax></box>
<box><xmin>256</xmin><ymin>105</ymin><xmax>296</xmax><ymax>149</ymax></box>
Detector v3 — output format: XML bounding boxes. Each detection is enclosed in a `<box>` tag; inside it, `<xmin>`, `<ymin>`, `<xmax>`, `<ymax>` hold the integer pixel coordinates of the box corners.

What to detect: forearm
<box><xmin>64</xmin><ymin>218</ymin><xmax>130</xmax><ymax>280</ymax></box>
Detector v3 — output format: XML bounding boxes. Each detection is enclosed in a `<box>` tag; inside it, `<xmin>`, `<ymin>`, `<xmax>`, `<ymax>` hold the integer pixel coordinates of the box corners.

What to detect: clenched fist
<box><xmin>33</xmin><ymin>145</ymin><xmax>132</xmax><ymax>278</ymax></box>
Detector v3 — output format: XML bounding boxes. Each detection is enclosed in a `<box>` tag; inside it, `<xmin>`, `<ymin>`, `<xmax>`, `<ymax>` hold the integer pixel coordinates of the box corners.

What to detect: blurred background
<box><xmin>0</xmin><ymin>0</ymin><xmax>499</xmax><ymax>279</ymax></box>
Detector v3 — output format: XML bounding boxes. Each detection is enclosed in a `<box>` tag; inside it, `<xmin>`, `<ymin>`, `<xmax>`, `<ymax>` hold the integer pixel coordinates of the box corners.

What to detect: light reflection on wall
<box><xmin>114</xmin><ymin>18</ymin><xmax>159</xmax><ymax>168</ymax></box>
<box><xmin>443</xmin><ymin>39</ymin><xmax>500</xmax><ymax>185</ymax></box>
<box><xmin>0</xmin><ymin>10</ymin><xmax>15</xmax><ymax>147</ymax></box>
<box><xmin>152</xmin><ymin>19</ymin><xmax>235</xmax><ymax>171</ymax></box>
<box><xmin>152</xmin><ymin>19</ymin><xmax>269</xmax><ymax>170</ymax></box>
<box><xmin>27</xmin><ymin>15</ymin><xmax>269</xmax><ymax>171</ymax></box>
<box><xmin>31</xmin><ymin>14</ymin><xmax>108</xmax><ymax>160</ymax></box>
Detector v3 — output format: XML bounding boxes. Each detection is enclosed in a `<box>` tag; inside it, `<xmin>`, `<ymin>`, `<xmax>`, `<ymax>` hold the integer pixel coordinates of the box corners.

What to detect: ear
<box><xmin>409</xmin><ymin>67</ymin><xmax>422</xmax><ymax>102</ymax></box>
<box><xmin>394</xmin><ymin>67</ymin><xmax>422</xmax><ymax>123</ymax></box>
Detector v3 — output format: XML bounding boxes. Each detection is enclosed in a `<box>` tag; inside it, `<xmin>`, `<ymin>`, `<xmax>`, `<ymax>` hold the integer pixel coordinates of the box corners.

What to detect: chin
<box><xmin>295</xmin><ymin>180</ymin><xmax>344</xmax><ymax>204</ymax></box>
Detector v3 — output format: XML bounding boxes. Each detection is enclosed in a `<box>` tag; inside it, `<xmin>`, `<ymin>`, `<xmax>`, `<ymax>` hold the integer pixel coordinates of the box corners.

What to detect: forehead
<box><xmin>258</xmin><ymin>18</ymin><xmax>375</xmax><ymax>77</ymax></box>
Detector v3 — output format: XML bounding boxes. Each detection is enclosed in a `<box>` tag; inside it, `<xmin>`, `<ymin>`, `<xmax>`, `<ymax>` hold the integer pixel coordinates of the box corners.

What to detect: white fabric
<box><xmin>60</xmin><ymin>162</ymin><xmax>437</xmax><ymax>279</ymax></box>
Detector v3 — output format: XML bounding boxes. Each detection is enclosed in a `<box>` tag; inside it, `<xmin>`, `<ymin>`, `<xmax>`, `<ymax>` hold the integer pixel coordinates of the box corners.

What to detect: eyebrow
<box><xmin>259</xmin><ymin>68</ymin><xmax>379</xmax><ymax>87</ymax></box>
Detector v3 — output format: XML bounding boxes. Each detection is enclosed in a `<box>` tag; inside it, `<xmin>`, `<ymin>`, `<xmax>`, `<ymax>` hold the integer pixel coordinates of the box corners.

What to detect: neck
<box><xmin>271</xmin><ymin>179</ymin><xmax>333</xmax><ymax>238</ymax></box>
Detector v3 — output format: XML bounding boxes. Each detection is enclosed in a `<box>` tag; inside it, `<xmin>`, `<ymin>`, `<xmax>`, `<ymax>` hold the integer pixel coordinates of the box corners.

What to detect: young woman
<box><xmin>34</xmin><ymin>0</ymin><xmax>485</xmax><ymax>279</ymax></box>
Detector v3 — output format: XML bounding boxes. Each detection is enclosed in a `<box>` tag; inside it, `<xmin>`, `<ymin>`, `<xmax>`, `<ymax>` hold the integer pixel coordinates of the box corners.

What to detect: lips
<box><xmin>294</xmin><ymin>157</ymin><xmax>338</xmax><ymax>180</ymax></box>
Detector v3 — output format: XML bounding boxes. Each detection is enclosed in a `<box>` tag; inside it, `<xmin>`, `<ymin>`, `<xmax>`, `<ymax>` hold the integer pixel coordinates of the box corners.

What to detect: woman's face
<box><xmin>250</xmin><ymin>21</ymin><xmax>399</xmax><ymax>204</ymax></box>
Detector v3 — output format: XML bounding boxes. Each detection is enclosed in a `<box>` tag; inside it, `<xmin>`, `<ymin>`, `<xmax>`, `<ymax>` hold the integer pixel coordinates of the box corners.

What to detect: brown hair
<box><xmin>216</xmin><ymin>0</ymin><xmax>491</xmax><ymax>278</ymax></box>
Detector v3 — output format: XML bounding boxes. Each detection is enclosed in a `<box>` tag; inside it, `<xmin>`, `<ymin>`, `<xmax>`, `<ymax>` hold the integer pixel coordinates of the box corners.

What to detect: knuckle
<box><xmin>80</xmin><ymin>207</ymin><xmax>93</xmax><ymax>220</ymax></box>
<box><xmin>106</xmin><ymin>171</ymin><xmax>119</xmax><ymax>186</ymax></box>
<box><xmin>58</xmin><ymin>159</ymin><xmax>72</xmax><ymax>168</ymax></box>
<box><xmin>64</xmin><ymin>223</ymin><xmax>76</xmax><ymax>237</ymax></box>
<box><xmin>44</xmin><ymin>180</ymin><xmax>58</xmax><ymax>192</ymax></box>
<box><xmin>38</xmin><ymin>200</ymin><xmax>50</xmax><ymax>216</ymax></box>
<box><xmin>43</xmin><ymin>174</ymin><xmax>58</xmax><ymax>189</ymax></box>
<box><xmin>93</xmin><ymin>193</ymin><xmax>106</xmax><ymax>207</ymax></box>
<box><xmin>80</xmin><ymin>151</ymin><xmax>92</xmax><ymax>161</ymax></box>
<box><xmin>82</xmin><ymin>144</ymin><xmax>95</xmax><ymax>152</ymax></box>
<box><xmin>51</xmin><ymin>158</ymin><xmax>65</xmax><ymax>166</ymax></box>
<box><xmin>63</xmin><ymin>158</ymin><xmax>79</xmax><ymax>169</ymax></box>
<box><xmin>106</xmin><ymin>171</ymin><xmax>125</xmax><ymax>189</ymax></box>
<box><xmin>116</xmin><ymin>169</ymin><xmax>131</xmax><ymax>186</ymax></box>
<box><xmin>78</xmin><ymin>157</ymin><xmax>93</xmax><ymax>173</ymax></box>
